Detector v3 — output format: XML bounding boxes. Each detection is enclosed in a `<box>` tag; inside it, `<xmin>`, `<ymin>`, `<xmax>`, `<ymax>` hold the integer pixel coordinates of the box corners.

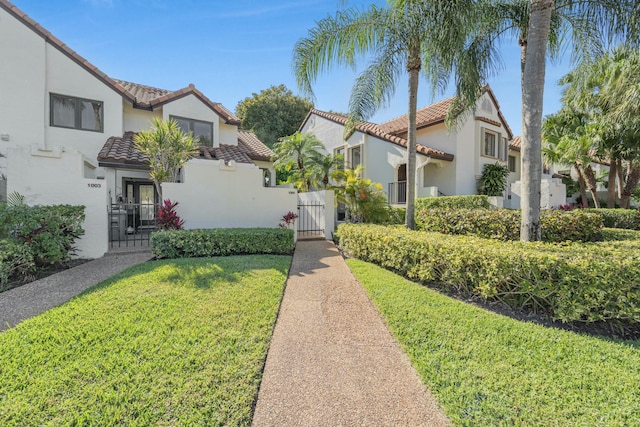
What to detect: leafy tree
<box><xmin>293</xmin><ymin>2</ymin><xmax>485</xmax><ymax>230</ymax></box>
<box><xmin>133</xmin><ymin>118</ymin><xmax>198</xmax><ymax>198</ymax></box>
<box><xmin>235</xmin><ymin>85</ymin><xmax>313</xmax><ymax>148</ymax></box>
<box><xmin>272</xmin><ymin>132</ymin><xmax>325</xmax><ymax>192</ymax></box>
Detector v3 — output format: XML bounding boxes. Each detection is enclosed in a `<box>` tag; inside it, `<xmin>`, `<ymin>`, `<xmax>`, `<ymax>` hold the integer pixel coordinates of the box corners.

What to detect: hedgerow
<box><xmin>416</xmin><ymin>208</ymin><xmax>603</xmax><ymax>242</ymax></box>
<box><xmin>585</xmin><ymin>208</ymin><xmax>640</xmax><ymax>230</ymax></box>
<box><xmin>0</xmin><ymin>204</ymin><xmax>85</xmax><ymax>266</ymax></box>
<box><xmin>337</xmin><ymin>223</ymin><xmax>640</xmax><ymax>329</ymax></box>
<box><xmin>415</xmin><ymin>195</ymin><xmax>490</xmax><ymax>210</ymax></box>
<box><xmin>151</xmin><ymin>228</ymin><xmax>295</xmax><ymax>259</ymax></box>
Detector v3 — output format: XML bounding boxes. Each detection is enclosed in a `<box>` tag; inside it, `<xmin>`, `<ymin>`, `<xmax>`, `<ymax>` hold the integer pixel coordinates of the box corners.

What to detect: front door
<box><xmin>125</xmin><ymin>181</ymin><xmax>158</xmax><ymax>229</ymax></box>
<box><xmin>397</xmin><ymin>164</ymin><xmax>407</xmax><ymax>204</ymax></box>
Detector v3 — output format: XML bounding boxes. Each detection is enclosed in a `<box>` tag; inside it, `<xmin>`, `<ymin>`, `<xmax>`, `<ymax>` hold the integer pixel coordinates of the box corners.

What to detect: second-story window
<box><xmin>171</xmin><ymin>115</ymin><xmax>213</xmax><ymax>146</ymax></box>
<box><xmin>50</xmin><ymin>94</ymin><xmax>103</xmax><ymax>132</ymax></box>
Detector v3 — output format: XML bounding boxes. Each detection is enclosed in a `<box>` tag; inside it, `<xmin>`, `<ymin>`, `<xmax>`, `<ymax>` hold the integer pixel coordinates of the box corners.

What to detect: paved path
<box><xmin>0</xmin><ymin>253</ymin><xmax>152</xmax><ymax>331</ymax></box>
<box><xmin>252</xmin><ymin>240</ymin><xmax>450</xmax><ymax>426</ymax></box>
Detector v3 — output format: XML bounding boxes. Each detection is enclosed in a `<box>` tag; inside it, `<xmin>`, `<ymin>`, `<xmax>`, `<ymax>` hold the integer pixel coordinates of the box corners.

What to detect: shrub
<box><xmin>155</xmin><ymin>199</ymin><xmax>185</xmax><ymax>230</ymax></box>
<box><xmin>337</xmin><ymin>223</ymin><xmax>640</xmax><ymax>329</ymax></box>
<box><xmin>415</xmin><ymin>195</ymin><xmax>490</xmax><ymax>210</ymax></box>
<box><xmin>151</xmin><ymin>228</ymin><xmax>295</xmax><ymax>259</ymax></box>
<box><xmin>416</xmin><ymin>208</ymin><xmax>603</xmax><ymax>242</ymax></box>
<box><xmin>332</xmin><ymin>167</ymin><xmax>391</xmax><ymax>223</ymax></box>
<box><xmin>0</xmin><ymin>204</ymin><xmax>85</xmax><ymax>265</ymax></box>
<box><xmin>0</xmin><ymin>239</ymin><xmax>36</xmax><ymax>288</ymax></box>
<box><xmin>478</xmin><ymin>162</ymin><xmax>510</xmax><ymax>196</ymax></box>
<box><xmin>584</xmin><ymin>208</ymin><xmax>640</xmax><ymax>230</ymax></box>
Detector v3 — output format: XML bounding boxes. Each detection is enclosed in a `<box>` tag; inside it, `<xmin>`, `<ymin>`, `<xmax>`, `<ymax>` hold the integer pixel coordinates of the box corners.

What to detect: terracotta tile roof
<box><xmin>378</xmin><ymin>85</ymin><xmax>514</xmax><ymax>140</ymax></box>
<box><xmin>113</xmin><ymin>80</ymin><xmax>242</xmax><ymax>125</ymax></box>
<box><xmin>379</xmin><ymin>97</ymin><xmax>454</xmax><ymax>135</ymax></box>
<box><xmin>238</xmin><ymin>130</ymin><xmax>275</xmax><ymax>161</ymax></box>
<box><xmin>97</xmin><ymin>132</ymin><xmax>264</xmax><ymax>168</ymax></box>
<box><xmin>0</xmin><ymin>0</ymin><xmax>240</xmax><ymax>125</ymax></box>
<box><xmin>306</xmin><ymin>109</ymin><xmax>454</xmax><ymax>162</ymax></box>
<box><xmin>510</xmin><ymin>135</ymin><xmax>521</xmax><ymax>151</ymax></box>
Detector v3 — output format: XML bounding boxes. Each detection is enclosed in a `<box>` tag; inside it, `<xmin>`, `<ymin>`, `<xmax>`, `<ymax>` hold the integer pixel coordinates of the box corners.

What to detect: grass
<box><xmin>347</xmin><ymin>258</ymin><xmax>640</xmax><ymax>427</ymax></box>
<box><xmin>0</xmin><ymin>255</ymin><xmax>291</xmax><ymax>426</ymax></box>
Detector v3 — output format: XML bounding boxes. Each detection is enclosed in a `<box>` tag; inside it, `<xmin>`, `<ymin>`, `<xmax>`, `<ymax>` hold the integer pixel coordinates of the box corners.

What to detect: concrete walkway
<box><xmin>252</xmin><ymin>240</ymin><xmax>450</xmax><ymax>426</ymax></box>
<box><xmin>0</xmin><ymin>253</ymin><xmax>152</xmax><ymax>331</ymax></box>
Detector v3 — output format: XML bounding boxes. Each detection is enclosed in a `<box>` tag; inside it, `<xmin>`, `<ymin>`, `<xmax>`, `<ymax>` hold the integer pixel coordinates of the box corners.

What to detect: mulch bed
<box><xmin>0</xmin><ymin>259</ymin><xmax>92</xmax><ymax>294</ymax></box>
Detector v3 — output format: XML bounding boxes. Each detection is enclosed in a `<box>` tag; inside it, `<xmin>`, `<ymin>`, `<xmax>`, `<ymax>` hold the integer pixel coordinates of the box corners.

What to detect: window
<box><xmin>508</xmin><ymin>155</ymin><xmax>516</xmax><ymax>172</ymax></box>
<box><xmin>350</xmin><ymin>146</ymin><xmax>361</xmax><ymax>168</ymax></box>
<box><xmin>260</xmin><ymin>168</ymin><xmax>271</xmax><ymax>187</ymax></box>
<box><xmin>50</xmin><ymin>94</ymin><xmax>103</xmax><ymax>132</ymax></box>
<box><xmin>334</xmin><ymin>146</ymin><xmax>345</xmax><ymax>170</ymax></box>
<box><xmin>170</xmin><ymin>115</ymin><xmax>213</xmax><ymax>146</ymax></box>
<box><xmin>482</xmin><ymin>129</ymin><xmax>497</xmax><ymax>157</ymax></box>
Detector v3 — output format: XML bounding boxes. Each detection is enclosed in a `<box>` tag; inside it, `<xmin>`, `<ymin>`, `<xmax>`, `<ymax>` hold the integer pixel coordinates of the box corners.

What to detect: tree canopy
<box><xmin>235</xmin><ymin>84</ymin><xmax>313</xmax><ymax>148</ymax></box>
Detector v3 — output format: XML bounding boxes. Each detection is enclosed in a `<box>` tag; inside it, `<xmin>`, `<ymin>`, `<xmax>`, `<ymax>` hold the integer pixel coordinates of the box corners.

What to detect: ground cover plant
<box><xmin>347</xmin><ymin>259</ymin><xmax>640</xmax><ymax>426</ymax></box>
<box><xmin>337</xmin><ymin>224</ymin><xmax>640</xmax><ymax>335</ymax></box>
<box><xmin>0</xmin><ymin>255</ymin><xmax>291</xmax><ymax>426</ymax></box>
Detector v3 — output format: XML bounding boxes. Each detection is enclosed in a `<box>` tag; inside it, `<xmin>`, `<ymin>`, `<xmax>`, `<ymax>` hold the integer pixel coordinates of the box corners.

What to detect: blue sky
<box><xmin>13</xmin><ymin>0</ymin><xmax>574</xmax><ymax>136</ymax></box>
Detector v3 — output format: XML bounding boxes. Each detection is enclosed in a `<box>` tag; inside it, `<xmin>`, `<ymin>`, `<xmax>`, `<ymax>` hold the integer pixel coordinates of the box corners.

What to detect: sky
<box><xmin>11</xmin><ymin>0</ymin><xmax>575</xmax><ymax>137</ymax></box>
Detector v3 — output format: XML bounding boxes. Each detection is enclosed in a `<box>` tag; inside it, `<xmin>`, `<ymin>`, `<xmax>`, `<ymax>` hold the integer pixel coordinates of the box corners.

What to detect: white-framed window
<box><xmin>508</xmin><ymin>155</ymin><xmax>516</xmax><ymax>172</ymax></box>
<box><xmin>170</xmin><ymin>115</ymin><xmax>213</xmax><ymax>146</ymax></box>
<box><xmin>482</xmin><ymin>128</ymin><xmax>497</xmax><ymax>158</ymax></box>
<box><xmin>334</xmin><ymin>146</ymin><xmax>346</xmax><ymax>170</ymax></box>
<box><xmin>50</xmin><ymin>93</ymin><xmax>103</xmax><ymax>132</ymax></box>
<box><xmin>349</xmin><ymin>145</ymin><xmax>362</xmax><ymax>169</ymax></box>
<box><xmin>482</xmin><ymin>128</ymin><xmax>507</xmax><ymax>161</ymax></box>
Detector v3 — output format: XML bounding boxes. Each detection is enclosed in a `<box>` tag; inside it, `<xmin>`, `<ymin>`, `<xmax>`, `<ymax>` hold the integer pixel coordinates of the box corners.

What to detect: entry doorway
<box><xmin>124</xmin><ymin>180</ymin><xmax>158</xmax><ymax>229</ymax></box>
<box><xmin>397</xmin><ymin>164</ymin><xmax>407</xmax><ymax>204</ymax></box>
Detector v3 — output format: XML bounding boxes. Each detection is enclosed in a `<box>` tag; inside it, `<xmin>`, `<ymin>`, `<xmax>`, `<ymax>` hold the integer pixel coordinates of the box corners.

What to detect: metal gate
<box><xmin>108</xmin><ymin>203</ymin><xmax>155</xmax><ymax>250</ymax></box>
<box><xmin>297</xmin><ymin>201</ymin><xmax>325</xmax><ymax>238</ymax></box>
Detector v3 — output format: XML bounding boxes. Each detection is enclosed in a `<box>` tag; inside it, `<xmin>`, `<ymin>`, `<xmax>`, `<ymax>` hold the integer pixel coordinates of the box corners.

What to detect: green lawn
<box><xmin>347</xmin><ymin>258</ymin><xmax>640</xmax><ymax>427</ymax></box>
<box><xmin>0</xmin><ymin>255</ymin><xmax>291</xmax><ymax>426</ymax></box>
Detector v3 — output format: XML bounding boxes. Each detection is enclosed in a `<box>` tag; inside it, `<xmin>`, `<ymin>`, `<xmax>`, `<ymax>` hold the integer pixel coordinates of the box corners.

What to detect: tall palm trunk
<box><xmin>607</xmin><ymin>159</ymin><xmax>617</xmax><ymax>207</ymax></box>
<box><xmin>574</xmin><ymin>163</ymin><xmax>588</xmax><ymax>208</ymax></box>
<box><xmin>405</xmin><ymin>45</ymin><xmax>421</xmax><ymax>230</ymax></box>
<box><xmin>582</xmin><ymin>164</ymin><xmax>600</xmax><ymax>208</ymax></box>
<box><xmin>521</xmin><ymin>0</ymin><xmax>554</xmax><ymax>242</ymax></box>
<box><xmin>621</xmin><ymin>165</ymin><xmax>640</xmax><ymax>208</ymax></box>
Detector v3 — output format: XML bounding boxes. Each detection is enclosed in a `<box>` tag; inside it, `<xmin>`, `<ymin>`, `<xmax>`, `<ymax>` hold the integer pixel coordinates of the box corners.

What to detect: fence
<box><xmin>388</xmin><ymin>181</ymin><xmax>407</xmax><ymax>204</ymax></box>
<box><xmin>297</xmin><ymin>201</ymin><xmax>325</xmax><ymax>238</ymax></box>
<box><xmin>108</xmin><ymin>203</ymin><xmax>156</xmax><ymax>249</ymax></box>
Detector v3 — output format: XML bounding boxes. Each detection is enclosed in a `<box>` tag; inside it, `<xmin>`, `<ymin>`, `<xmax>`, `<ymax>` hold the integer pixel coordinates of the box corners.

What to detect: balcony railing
<box><xmin>387</xmin><ymin>181</ymin><xmax>407</xmax><ymax>205</ymax></box>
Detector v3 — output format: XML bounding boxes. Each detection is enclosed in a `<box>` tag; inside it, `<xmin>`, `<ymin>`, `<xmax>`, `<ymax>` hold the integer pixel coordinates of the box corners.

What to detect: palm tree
<box><xmin>133</xmin><ymin>118</ymin><xmax>198</xmax><ymax>198</ymax></box>
<box><xmin>560</xmin><ymin>46</ymin><xmax>640</xmax><ymax>208</ymax></box>
<box><xmin>272</xmin><ymin>132</ymin><xmax>325</xmax><ymax>192</ymax></box>
<box><xmin>293</xmin><ymin>2</ymin><xmax>485</xmax><ymax>229</ymax></box>
<box><xmin>309</xmin><ymin>151</ymin><xmax>344</xmax><ymax>190</ymax></box>
<box><xmin>478</xmin><ymin>0</ymin><xmax>638</xmax><ymax>239</ymax></box>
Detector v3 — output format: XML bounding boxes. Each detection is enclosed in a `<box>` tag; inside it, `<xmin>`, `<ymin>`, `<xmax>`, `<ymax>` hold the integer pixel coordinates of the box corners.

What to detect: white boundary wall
<box><xmin>162</xmin><ymin>159</ymin><xmax>297</xmax><ymax>230</ymax></box>
<box><xmin>7</xmin><ymin>145</ymin><xmax>108</xmax><ymax>259</ymax></box>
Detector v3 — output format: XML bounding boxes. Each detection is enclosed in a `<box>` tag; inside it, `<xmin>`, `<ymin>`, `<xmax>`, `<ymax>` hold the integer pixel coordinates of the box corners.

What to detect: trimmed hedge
<box><xmin>416</xmin><ymin>208</ymin><xmax>603</xmax><ymax>242</ymax></box>
<box><xmin>585</xmin><ymin>208</ymin><xmax>640</xmax><ymax>230</ymax></box>
<box><xmin>0</xmin><ymin>204</ymin><xmax>85</xmax><ymax>266</ymax></box>
<box><xmin>151</xmin><ymin>228</ymin><xmax>295</xmax><ymax>259</ymax></box>
<box><xmin>337</xmin><ymin>223</ymin><xmax>640</xmax><ymax>327</ymax></box>
<box><xmin>0</xmin><ymin>239</ymin><xmax>35</xmax><ymax>289</ymax></box>
<box><xmin>415</xmin><ymin>195</ymin><xmax>490</xmax><ymax>210</ymax></box>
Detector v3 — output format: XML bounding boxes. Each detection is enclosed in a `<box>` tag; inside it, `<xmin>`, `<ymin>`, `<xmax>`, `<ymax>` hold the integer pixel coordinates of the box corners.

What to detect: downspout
<box><xmin>42</xmin><ymin>36</ymin><xmax>49</xmax><ymax>150</ymax></box>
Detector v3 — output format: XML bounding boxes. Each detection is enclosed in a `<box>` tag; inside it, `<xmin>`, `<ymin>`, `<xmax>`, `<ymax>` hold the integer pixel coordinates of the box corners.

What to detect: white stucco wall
<box><xmin>123</xmin><ymin>102</ymin><xmax>161</xmax><ymax>132</ymax></box>
<box><xmin>0</xmin><ymin>6</ymin><xmax>46</xmax><ymax>181</ymax></box>
<box><xmin>44</xmin><ymin>44</ymin><xmax>123</xmax><ymax>159</ymax></box>
<box><xmin>511</xmin><ymin>178</ymin><xmax>567</xmax><ymax>209</ymax></box>
<box><xmin>7</xmin><ymin>145</ymin><xmax>108</xmax><ymax>259</ymax></box>
<box><xmin>219</xmin><ymin>122</ymin><xmax>238</xmax><ymax>147</ymax></box>
<box><xmin>162</xmin><ymin>159</ymin><xmax>297</xmax><ymax>229</ymax></box>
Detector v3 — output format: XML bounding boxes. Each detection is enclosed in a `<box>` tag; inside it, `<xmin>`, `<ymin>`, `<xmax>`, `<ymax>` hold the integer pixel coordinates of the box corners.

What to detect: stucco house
<box><xmin>300</xmin><ymin>87</ymin><xmax>566</xmax><ymax>210</ymax></box>
<box><xmin>0</xmin><ymin>0</ymin><xmax>296</xmax><ymax>258</ymax></box>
